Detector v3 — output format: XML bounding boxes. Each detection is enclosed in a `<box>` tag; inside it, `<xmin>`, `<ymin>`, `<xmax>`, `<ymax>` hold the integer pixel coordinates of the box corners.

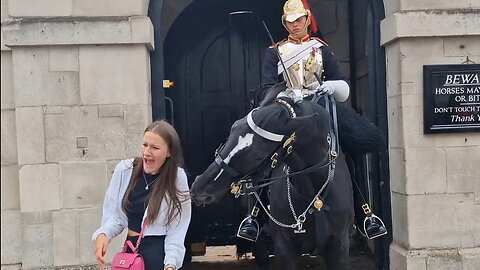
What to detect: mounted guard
<box><xmin>237</xmin><ymin>0</ymin><xmax>387</xmax><ymax>243</ymax></box>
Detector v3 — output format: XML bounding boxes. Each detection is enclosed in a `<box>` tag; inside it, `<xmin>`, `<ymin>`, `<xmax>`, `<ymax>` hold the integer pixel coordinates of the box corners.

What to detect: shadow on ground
<box><xmin>183</xmin><ymin>246</ymin><xmax>375</xmax><ymax>270</ymax></box>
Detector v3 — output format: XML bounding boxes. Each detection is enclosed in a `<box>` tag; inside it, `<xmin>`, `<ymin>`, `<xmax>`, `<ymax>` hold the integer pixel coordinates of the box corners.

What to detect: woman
<box><xmin>92</xmin><ymin>120</ymin><xmax>191</xmax><ymax>270</ymax></box>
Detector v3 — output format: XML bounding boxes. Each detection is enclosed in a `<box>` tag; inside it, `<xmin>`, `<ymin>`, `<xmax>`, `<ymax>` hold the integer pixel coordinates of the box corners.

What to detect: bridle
<box><xmin>213</xmin><ymin>98</ymin><xmax>293</xmax><ymax>182</ymax></box>
<box><xmin>215</xmin><ymin>97</ymin><xmax>338</xmax><ymax>189</ymax></box>
<box><xmin>214</xmin><ymin>96</ymin><xmax>340</xmax><ymax>232</ymax></box>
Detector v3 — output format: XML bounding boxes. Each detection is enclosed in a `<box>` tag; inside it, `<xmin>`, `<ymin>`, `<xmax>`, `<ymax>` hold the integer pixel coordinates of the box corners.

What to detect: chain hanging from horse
<box><xmin>224</xmin><ymin>95</ymin><xmax>340</xmax><ymax>234</ymax></box>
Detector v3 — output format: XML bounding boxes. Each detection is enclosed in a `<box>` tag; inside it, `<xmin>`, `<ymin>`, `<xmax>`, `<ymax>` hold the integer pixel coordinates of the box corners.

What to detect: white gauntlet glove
<box><xmin>315</xmin><ymin>80</ymin><xmax>350</xmax><ymax>102</ymax></box>
<box><xmin>316</xmin><ymin>81</ymin><xmax>335</xmax><ymax>95</ymax></box>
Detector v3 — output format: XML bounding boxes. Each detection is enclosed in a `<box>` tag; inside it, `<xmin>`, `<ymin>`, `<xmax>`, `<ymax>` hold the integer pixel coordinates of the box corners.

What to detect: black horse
<box><xmin>190</xmin><ymin>88</ymin><xmax>354</xmax><ymax>269</ymax></box>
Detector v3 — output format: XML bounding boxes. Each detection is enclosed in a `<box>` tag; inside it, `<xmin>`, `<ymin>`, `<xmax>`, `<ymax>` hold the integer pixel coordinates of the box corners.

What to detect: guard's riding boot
<box><xmin>362</xmin><ymin>204</ymin><xmax>387</xmax><ymax>239</ymax></box>
<box><xmin>364</xmin><ymin>214</ymin><xmax>387</xmax><ymax>239</ymax></box>
<box><xmin>237</xmin><ymin>215</ymin><xmax>260</xmax><ymax>242</ymax></box>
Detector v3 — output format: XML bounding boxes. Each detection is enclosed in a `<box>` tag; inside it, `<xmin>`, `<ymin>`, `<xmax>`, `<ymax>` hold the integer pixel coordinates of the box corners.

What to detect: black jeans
<box><xmin>126</xmin><ymin>235</ymin><xmax>166</xmax><ymax>270</ymax></box>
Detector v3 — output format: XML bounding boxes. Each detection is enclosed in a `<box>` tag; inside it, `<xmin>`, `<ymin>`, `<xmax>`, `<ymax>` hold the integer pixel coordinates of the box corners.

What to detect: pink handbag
<box><xmin>112</xmin><ymin>225</ymin><xmax>146</xmax><ymax>270</ymax></box>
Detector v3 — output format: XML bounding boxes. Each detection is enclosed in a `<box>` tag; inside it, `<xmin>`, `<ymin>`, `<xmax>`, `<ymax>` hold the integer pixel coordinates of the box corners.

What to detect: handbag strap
<box><xmin>124</xmin><ymin>240</ymin><xmax>137</xmax><ymax>253</ymax></box>
<box><xmin>134</xmin><ymin>222</ymin><xmax>147</xmax><ymax>250</ymax></box>
<box><xmin>123</xmin><ymin>222</ymin><xmax>147</xmax><ymax>253</ymax></box>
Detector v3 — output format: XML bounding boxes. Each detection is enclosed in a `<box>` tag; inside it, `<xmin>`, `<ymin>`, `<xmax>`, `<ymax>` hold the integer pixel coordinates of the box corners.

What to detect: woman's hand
<box><xmin>164</xmin><ymin>264</ymin><xmax>176</xmax><ymax>270</ymax></box>
<box><xmin>94</xmin><ymin>233</ymin><xmax>109</xmax><ymax>269</ymax></box>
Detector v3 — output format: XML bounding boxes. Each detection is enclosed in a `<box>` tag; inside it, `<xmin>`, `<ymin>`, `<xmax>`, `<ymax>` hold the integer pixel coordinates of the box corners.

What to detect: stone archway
<box><xmin>149</xmin><ymin>0</ymin><xmax>391</xmax><ymax>266</ymax></box>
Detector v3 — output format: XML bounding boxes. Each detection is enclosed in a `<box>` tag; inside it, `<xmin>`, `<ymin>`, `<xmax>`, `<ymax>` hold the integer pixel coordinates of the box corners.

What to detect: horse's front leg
<box><xmin>324</xmin><ymin>234</ymin><xmax>350</xmax><ymax>270</ymax></box>
<box><xmin>272</xmin><ymin>228</ymin><xmax>299</xmax><ymax>270</ymax></box>
<box><xmin>324</xmin><ymin>214</ymin><xmax>352</xmax><ymax>270</ymax></box>
<box><xmin>252</xmin><ymin>234</ymin><xmax>270</xmax><ymax>270</ymax></box>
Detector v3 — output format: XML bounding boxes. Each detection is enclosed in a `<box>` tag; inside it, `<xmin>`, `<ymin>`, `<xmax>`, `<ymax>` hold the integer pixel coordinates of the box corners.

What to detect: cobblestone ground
<box><xmin>183</xmin><ymin>245</ymin><xmax>375</xmax><ymax>270</ymax></box>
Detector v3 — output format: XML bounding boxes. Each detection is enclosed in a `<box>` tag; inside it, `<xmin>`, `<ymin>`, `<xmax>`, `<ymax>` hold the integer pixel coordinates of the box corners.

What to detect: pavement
<box><xmin>183</xmin><ymin>245</ymin><xmax>376</xmax><ymax>270</ymax></box>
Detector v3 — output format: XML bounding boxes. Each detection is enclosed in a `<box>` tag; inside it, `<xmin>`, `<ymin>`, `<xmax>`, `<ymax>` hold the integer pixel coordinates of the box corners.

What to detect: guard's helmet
<box><xmin>281</xmin><ymin>0</ymin><xmax>318</xmax><ymax>35</ymax></box>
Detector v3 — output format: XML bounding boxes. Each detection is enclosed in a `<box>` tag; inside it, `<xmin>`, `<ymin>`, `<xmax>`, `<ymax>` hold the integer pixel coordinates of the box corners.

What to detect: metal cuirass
<box><xmin>277</xmin><ymin>39</ymin><xmax>324</xmax><ymax>91</ymax></box>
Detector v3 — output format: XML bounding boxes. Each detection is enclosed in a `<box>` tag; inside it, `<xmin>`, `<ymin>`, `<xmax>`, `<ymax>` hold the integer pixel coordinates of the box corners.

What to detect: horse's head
<box><xmin>190</xmin><ymin>99</ymin><xmax>325</xmax><ymax>205</ymax></box>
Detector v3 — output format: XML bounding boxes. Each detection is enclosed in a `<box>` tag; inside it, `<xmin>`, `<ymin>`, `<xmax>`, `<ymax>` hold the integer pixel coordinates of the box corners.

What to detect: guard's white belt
<box><xmin>277</xmin><ymin>39</ymin><xmax>324</xmax><ymax>75</ymax></box>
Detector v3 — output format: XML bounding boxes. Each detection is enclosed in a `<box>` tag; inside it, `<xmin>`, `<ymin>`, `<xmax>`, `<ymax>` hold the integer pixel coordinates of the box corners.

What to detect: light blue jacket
<box><xmin>92</xmin><ymin>159</ymin><xmax>192</xmax><ymax>268</ymax></box>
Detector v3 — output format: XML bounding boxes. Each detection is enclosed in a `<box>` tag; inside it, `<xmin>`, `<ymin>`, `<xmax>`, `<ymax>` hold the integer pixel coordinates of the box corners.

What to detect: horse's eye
<box><xmin>252</xmin><ymin>152</ymin><xmax>266</xmax><ymax>160</ymax></box>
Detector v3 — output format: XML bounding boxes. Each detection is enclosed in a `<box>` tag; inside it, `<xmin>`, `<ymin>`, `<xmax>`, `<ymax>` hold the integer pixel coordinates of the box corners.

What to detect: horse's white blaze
<box><xmin>212</xmin><ymin>133</ymin><xmax>253</xmax><ymax>182</ymax></box>
<box><xmin>224</xmin><ymin>133</ymin><xmax>253</xmax><ymax>164</ymax></box>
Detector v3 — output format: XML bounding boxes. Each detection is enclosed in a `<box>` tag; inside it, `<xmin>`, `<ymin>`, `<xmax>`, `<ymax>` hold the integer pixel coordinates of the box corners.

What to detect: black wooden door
<box><xmin>165</xmin><ymin>9</ymin><xmax>268</xmax><ymax>245</ymax></box>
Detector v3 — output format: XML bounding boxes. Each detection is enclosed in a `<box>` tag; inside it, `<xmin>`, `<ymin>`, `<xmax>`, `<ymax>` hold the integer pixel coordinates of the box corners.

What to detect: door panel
<box><xmin>165</xmin><ymin>9</ymin><xmax>269</xmax><ymax>245</ymax></box>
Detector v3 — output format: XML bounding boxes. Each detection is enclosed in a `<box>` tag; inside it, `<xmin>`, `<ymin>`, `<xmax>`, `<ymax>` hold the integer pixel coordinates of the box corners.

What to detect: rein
<box><xmin>238</xmin><ymin>150</ymin><xmax>337</xmax><ymax>194</ymax></box>
<box><xmin>251</xmin><ymin>96</ymin><xmax>341</xmax><ymax>232</ymax></box>
<box><xmin>231</xmin><ymin>97</ymin><xmax>339</xmax><ymax>194</ymax></box>
<box><xmin>214</xmin><ymin>95</ymin><xmax>340</xmax><ymax>232</ymax></box>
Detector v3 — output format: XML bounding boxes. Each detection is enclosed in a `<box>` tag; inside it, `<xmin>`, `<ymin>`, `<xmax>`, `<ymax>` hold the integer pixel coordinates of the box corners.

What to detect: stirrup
<box><xmin>359</xmin><ymin>203</ymin><xmax>387</xmax><ymax>240</ymax></box>
<box><xmin>362</xmin><ymin>214</ymin><xmax>387</xmax><ymax>239</ymax></box>
<box><xmin>236</xmin><ymin>216</ymin><xmax>260</xmax><ymax>242</ymax></box>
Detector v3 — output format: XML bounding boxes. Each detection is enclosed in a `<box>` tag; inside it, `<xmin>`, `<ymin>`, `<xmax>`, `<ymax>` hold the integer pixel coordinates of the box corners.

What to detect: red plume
<box><xmin>301</xmin><ymin>0</ymin><xmax>318</xmax><ymax>34</ymax></box>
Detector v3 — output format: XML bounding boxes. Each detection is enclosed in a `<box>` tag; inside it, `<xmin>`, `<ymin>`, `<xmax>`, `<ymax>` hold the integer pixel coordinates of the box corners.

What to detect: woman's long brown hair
<box><xmin>122</xmin><ymin>120</ymin><xmax>186</xmax><ymax>227</ymax></box>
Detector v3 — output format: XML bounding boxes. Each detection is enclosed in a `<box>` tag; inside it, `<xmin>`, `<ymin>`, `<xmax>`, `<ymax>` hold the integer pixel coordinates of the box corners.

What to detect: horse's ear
<box><xmin>283</xmin><ymin>113</ymin><xmax>319</xmax><ymax>134</ymax></box>
<box><xmin>260</xmin><ymin>82</ymin><xmax>287</xmax><ymax>106</ymax></box>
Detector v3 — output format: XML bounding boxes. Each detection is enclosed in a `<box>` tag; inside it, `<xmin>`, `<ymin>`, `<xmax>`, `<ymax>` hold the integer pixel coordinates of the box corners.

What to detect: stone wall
<box><xmin>1</xmin><ymin>1</ymin><xmax>21</xmax><ymax>268</ymax></box>
<box><xmin>1</xmin><ymin>0</ymin><xmax>154</xmax><ymax>268</ymax></box>
<box><xmin>2</xmin><ymin>0</ymin><xmax>480</xmax><ymax>269</ymax></box>
<box><xmin>381</xmin><ymin>1</ymin><xmax>480</xmax><ymax>269</ymax></box>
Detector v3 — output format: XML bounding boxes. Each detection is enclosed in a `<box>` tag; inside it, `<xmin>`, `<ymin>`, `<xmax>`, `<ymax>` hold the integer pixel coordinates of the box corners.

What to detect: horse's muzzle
<box><xmin>190</xmin><ymin>191</ymin><xmax>215</xmax><ymax>206</ymax></box>
<box><xmin>190</xmin><ymin>181</ymin><xmax>216</xmax><ymax>206</ymax></box>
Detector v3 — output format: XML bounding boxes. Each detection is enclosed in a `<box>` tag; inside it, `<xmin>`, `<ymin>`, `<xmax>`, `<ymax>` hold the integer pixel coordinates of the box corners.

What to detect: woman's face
<box><xmin>142</xmin><ymin>131</ymin><xmax>171</xmax><ymax>174</ymax></box>
<box><xmin>285</xmin><ymin>16</ymin><xmax>308</xmax><ymax>37</ymax></box>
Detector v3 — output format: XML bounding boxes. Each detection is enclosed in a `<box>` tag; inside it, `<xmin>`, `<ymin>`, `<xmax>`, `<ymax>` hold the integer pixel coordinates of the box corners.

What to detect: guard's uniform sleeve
<box><xmin>261</xmin><ymin>47</ymin><xmax>283</xmax><ymax>92</ymax></box>
<box><xmin>321</xmin><ymin>45</ymin><xmax>347</xmax><ymax>81</ymax></box>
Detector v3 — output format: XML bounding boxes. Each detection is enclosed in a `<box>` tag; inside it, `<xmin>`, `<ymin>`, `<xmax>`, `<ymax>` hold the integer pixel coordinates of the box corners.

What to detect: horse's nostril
<box><xmin>204</xmin><ymin>195</ymin><xmax>214</xmax><ymax>204</ymax></box>
<box><xmin>191</xmin><ymin>193</ymin><xmax>215</xmax><ymax>206</ymax></box>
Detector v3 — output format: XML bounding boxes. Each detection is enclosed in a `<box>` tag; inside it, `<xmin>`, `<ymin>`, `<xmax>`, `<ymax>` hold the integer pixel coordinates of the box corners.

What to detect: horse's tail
<box><xmin>336</xmin><ymin>103</ymin><xmax>386</xmax><ymax>154</ymax></box>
